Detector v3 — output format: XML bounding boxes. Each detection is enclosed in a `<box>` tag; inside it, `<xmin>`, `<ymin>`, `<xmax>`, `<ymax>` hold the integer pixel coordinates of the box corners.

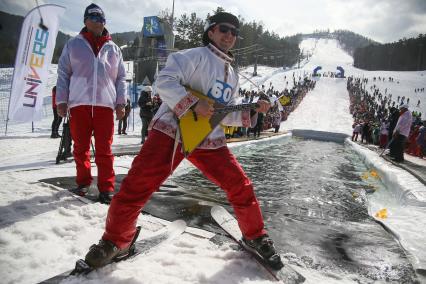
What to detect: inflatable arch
<box><xmin>313</xmin><ymin>66</ymin><xmax>322</xmax><ymax>76</ymax></box>
<box><xmin>336</xmin><ymin>66</ymin><xmax>345</xmax><ymax>78</ymax></box>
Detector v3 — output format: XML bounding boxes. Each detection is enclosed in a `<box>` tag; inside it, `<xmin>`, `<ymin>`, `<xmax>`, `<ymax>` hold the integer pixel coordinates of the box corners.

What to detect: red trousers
<box><xmin>69</xmin><ymin>106</ymin><xmax>115</xmax><ymax>192</ymax></box>
<box><xmin>379</xmin><ymin>134</ymin><xmax>388</xmax><ymax>148</ymax></box>
<box><xmin>103</xmin><ymin>130</ymin><xmax>266</xmax><ymax>248</ymax></box>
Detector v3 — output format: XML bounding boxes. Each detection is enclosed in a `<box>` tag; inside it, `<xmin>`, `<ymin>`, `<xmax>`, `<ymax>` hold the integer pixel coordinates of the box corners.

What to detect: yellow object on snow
<box><xmin>375</xmin><ymin>208</ymin><xmax>388</xmax><ymax>219</ymax></box>
<box><xmin>370</xmin><ymin>170</ymin><xmax>380</xmax><ymax>179</ymax></box>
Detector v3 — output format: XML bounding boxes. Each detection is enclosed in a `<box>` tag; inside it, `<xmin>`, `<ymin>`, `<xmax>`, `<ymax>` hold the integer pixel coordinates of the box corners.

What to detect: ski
<box><xmin>211</xmin><ymin>205</ymin><xmax>305</xmax><ymax>283</ymax></box>
<box><xmin>38</xmin><ymin>219</ymin><xmax>186</xmax><ymax>283</ymax></box>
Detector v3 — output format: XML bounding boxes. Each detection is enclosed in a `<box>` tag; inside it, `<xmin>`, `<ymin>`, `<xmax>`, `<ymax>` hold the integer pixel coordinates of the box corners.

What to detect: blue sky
<box><xmin>1</xmin><ymin>0</ymin><xmax>425</xmax><ymax>43</ymax></box>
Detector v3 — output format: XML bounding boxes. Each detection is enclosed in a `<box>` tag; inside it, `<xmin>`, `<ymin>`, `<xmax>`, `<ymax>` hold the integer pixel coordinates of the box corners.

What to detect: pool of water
<box><xmin>145</xmin><ymin>137</ymin><xmax>417</xmax><ymax>282</ymax></box>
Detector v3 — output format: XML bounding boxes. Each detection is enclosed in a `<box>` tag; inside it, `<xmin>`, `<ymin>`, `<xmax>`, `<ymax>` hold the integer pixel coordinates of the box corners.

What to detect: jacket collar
<box><xmin>206</xmin><ymin>43</ymin><xmax>234</xmax><ymax>63</ymax></box>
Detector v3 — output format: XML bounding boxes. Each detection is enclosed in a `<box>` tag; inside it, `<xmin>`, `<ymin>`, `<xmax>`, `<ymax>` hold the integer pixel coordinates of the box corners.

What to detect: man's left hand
<box><xmin>115</xmin><ymin>105</ymin><xmax>125</xmax><ymax>120</ymax></box>
<box><xmin>256</xmin><ymin>99</ymin><xmax>270</xmax><ymax>113</ymax></box>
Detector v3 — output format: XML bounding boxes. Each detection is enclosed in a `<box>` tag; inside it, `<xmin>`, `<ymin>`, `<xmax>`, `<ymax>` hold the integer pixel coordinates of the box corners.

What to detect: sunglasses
<box><xmin>217</xmin><ymin>24</ymin><xmax>239</xmax><ymax>37</ymax></box>
<box><xmin>87</xmin><ymin>14</ymin><xmax>106</xmax><ymax>24</ymax></box>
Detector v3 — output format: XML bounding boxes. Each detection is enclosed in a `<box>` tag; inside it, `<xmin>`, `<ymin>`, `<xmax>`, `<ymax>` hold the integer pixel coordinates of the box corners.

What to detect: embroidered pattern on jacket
<box><xmin>199</xmin><ymin>136</ymin><xmax>227</xmax><ymax>148</ymax></box>
<box><xmin>150</xmin><ymin>119</ymin><xmax>177</xmax><ymax>138</ymax></box>
<box><xmin>206</xmin><ymin>44</ymin><xmax>233</xmax><ymax>63</ymax></box>
<box><xmin>241</xmin><ymin>110</ymin><xmax>251</xmax><ymax>127</ymax></box>
<box><xmin>173</xmin><ymin>92</ymin><xmax>198</xmax><ymax>117</ymax></box>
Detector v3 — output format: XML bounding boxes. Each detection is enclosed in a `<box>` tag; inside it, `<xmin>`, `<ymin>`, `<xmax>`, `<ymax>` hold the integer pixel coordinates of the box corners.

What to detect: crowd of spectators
<box><xmin>224</xmin><ymin>76</ymin><xmax>316</xmax><ymax>139</ymax></box>
<box><xmin>348</xmin><ymin>76</ymin><xmax>426</xmax><ymax>159</ymax></box>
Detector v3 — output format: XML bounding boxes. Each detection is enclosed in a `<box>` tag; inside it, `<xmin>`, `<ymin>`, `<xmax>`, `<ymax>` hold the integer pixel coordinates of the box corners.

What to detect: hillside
<box><xmin>0</xmin><ymin>10</ymin><xmax>71</xmax><ymax>65</ymax></box>
<box><xmin>301</xmin><ymin>30</ymin><xmax>377</xmax><ymax>56</ymax></box>
<box><xmin>0</xmin><ymin>11</ymin><xmax>141</xmax><ymax>65</ymax></box>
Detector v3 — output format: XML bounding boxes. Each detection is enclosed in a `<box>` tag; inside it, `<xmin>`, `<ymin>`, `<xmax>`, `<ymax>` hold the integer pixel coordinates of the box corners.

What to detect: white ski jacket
<box><xmin>56</xmin><ymin>34</ymin><xmax>127</xmax><ymax>110</ymax></box>
<box><xmin>151</xmin><ymin>43</ymin><xmax>255</xmax><ymax>149</ymax></box>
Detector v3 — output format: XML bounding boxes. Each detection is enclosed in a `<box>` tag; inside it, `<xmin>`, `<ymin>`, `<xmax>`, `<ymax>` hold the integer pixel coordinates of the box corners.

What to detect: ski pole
<box><xmin>379</xmin><ymin>137</ymin><xmax>393</xmax><ymax>157</ymax></box>
<box><xmin>56</xmin><ymin>113</ymin><xmax>69</xmax><ymax>164</ymax></box>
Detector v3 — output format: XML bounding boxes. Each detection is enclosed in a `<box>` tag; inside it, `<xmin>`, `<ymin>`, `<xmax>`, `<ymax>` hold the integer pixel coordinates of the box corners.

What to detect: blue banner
<box><xmin>156</xmin><ymin>38</ymin><xmax>167</xmax><ymax>58</ymax></box>
<box><xmin>143</xmin><ymin>16</ymin><xmax>163</xmax><ymax>37</ymax></box>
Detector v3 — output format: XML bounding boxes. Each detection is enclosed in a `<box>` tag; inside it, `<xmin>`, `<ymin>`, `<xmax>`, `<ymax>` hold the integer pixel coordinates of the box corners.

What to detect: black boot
<box><xmin>242</xmin><ymin>234</ymin><xmax>284</xmax><ymax>270</ymax></box>
<box><xmin>85</xmin><ymin>239</ymin><xmax>132</xmax><ymax>269</ymax></box>
<box><xmin>98</xmin><ymin>191</ymin><xmax>114</xmax><ymax>204</ymax></box>
<box><xmin>70</xmin><ymin>185</ymin><xmax>90</xmax><ymax>196</ymax></box>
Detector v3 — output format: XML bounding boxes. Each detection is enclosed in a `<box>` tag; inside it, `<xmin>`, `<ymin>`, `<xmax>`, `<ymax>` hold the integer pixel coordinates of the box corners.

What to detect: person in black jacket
<box><xmin>138</xmin><ymin>86</ymin><xmax>153</xmax><ymax>143</ymax></box>
<box><xmin>51</xmin><ymin>86</ymin><xmax>62</xmax><ymax>138</ymax></box>
<box><xmin>388</xmin><ymin>107</ymin><xmax>399</xmax><ymax>138</ymax></box>
<box><xmin>118</xmin><ymin>99</ymin><xmax>131</xmax><ymax>135</ymax></box>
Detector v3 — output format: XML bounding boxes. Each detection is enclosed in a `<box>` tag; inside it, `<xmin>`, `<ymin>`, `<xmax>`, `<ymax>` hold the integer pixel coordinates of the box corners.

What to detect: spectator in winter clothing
<box><xmin>389</xmin><ymin>104</ymin><xmax>413</xmax><ymax>162</ymax></box>
<box><xmin>84</xmin><ymin>11</ymin><xmax>283</xmax><ymax>270</ymax></box>
<box><xmin>407</xmin><ymin>125</ymin><xmax>420</xmax><ymax>155</ymax></box>
<box><xmin>151</xmin><ymin>93</ymin><xmax>162</xmax><ymax>115</ymax></box>
<box><xmin>253</xmin><ymin>112</ymin><xmax>264</xmax><ymax>137</ymax></box>
<box><xmin>137</xmin><ymin>86</ymin><xmax>153</xmax><ymax>144</ymax></box>
<box><xmin>270</xmin><ymin>101</ymin><xmax>281</xmax><ymax>133</ymax></box>
<box><xmin>361</xmin><ymin>121</ymin><xmax>371</xmax><ymax>143</ymax></box>
<box><xmin>118</xmin><ymin>99</ymin><xmax>131</xmax><ymax>135</ymax></box>
<box><xmin>56</xmin><ymin>3</ymin><xmax>127</xmax><ymax>204</ymax></box>
<box><xmin>388</xmin><ymin>107</ymin><xmax>399</xmax><ymax>139</ymax></box>
<box><xmin>379</xmin><ymin>120</ymin><xmax>389</xmax><ymax>148</ymax></box>
<box><xmin>416</xmin><ymin>123</ymin><xmax>426</xmax><ymax>158</ymax></box>
<box><xmin>352</xmin><ymin>123</ymin><xmax>361</xmax><ymax>141</ymax></box>
<box><xmin>50</xmin><ymin>86</ymin><xmax>62</xmax><ymax>138</ymax></box>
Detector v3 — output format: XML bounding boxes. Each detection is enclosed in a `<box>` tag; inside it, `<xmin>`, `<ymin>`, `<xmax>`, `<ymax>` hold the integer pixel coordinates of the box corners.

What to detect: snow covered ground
<box><xmin>1</xmin><ymin>38</ymin><xmax>426</xmax><ymax>284</ymax></box>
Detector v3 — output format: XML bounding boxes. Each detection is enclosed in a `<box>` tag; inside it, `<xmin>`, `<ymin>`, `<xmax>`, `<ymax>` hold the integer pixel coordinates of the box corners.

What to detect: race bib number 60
<box><xmin>207</xmin><ymin>80</ymin><xmax>233</xmax><ymax>104</ymax></box>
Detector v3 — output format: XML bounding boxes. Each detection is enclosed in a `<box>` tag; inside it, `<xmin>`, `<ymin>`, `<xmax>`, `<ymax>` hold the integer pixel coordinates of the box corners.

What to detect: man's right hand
<box><xmin>57</xmin><ymin>103</ymin><xmax>68</xmax><ymax>117</ymax></box>
<box><xmin>193</xmin><ymin>99</ymin><xmax>214</xmax><ymax>118</ymax></box>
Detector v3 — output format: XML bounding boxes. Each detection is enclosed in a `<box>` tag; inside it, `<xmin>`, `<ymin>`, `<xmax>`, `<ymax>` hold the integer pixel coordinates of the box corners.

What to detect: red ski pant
<box><xmin>69</xmin><ymin>106</ymin><xmax>115</xmax><ymax>192</ymax></box>
<box><xmin>379</xmin><ymin>134</ymin><xmax>388</xmax><ymax>148</ymax></box>
<box><xmin>103</xmin><ymin>130</ymin><xmax>266</xmax><ymax>248</ymax></box>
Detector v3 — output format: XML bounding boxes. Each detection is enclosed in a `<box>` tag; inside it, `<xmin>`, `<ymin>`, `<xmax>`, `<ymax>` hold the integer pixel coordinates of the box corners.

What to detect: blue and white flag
<box><xmin>143</xmin><ymin>16</ymin><xmax>163</xmax><ymax>37</ymax></box>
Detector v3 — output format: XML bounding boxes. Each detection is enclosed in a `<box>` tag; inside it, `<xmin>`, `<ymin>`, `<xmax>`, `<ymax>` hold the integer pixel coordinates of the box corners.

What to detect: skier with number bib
<box><xmin>84</xmin><ymin>11</ymin><xmax>283</xmax><ymax>270</ymax></box>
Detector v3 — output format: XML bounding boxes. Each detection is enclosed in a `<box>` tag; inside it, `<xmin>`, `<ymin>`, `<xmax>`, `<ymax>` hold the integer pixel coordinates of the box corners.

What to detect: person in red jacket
<box><xmin>50</xmin><ymin>86</ymin><xmax>62</xmax><ymax>138</ymax></box>
<box><xmin>56</xmin><ymin>4</ymin><xmax>127</xmax><ymax>204</ymax></box>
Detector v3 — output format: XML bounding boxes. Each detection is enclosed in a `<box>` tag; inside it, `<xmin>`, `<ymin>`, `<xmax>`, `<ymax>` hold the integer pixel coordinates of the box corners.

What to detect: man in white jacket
<box><xmin>85</xmin><ymin>12</ymin><xmax>284</xmax><ymax>270</ymax></box>
<box><xmin>56</xmin><ymin>4</ymin><xmax>127</xmax><ymax>203</ymax></box>
<box><xmin>389</xmin><ymin>104</ymin><xmax>413</xmax><ymax>162</ymax></box>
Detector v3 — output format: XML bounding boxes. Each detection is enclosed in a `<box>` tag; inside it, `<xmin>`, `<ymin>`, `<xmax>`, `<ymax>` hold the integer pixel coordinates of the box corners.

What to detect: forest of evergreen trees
<box><xmin>354</xmin><ymin>34</ymin><xmax>426</xmax><ymax>71</ymax></box>
<box><xmin>1</xmin><ymin>8</ymin><xmax>425</xmax><ymax>72</ymax></box>
<box><xmin>156</xmin><ymin>7</ymin><xmax>301</xmax><ymax>68</ymax></box>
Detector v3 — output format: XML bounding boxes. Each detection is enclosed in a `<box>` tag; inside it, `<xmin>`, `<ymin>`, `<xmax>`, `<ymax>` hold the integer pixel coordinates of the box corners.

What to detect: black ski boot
<box><xmin>98</xmin><ymin>191</ymin><xmax>114</xmax><ymax>204</ymax></box>
<box><xmin>84</xmin><ymin>239</ymin><xmax>132</xmax><ymax>269</ymax></box>
<box><xmin>84</xmin><ymin>227</ymin><xmax>141</xmax><ymax>270</ymax></box>
<box><xmin>70</xmin><ymin>185</ymin><xmax>90</xmax><ymax>196</ymax></box>
<box><xmin>242</xmin><ymin>234</ymin><xmax>284</xmax><ymax>270</ymax></box>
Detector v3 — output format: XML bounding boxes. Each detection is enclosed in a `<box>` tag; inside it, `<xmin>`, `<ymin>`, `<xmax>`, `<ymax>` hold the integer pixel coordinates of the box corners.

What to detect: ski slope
<box><xmin>0</xmin><ymin>38</ymin><xmax>425</xmax><ymax>284</ymax></box>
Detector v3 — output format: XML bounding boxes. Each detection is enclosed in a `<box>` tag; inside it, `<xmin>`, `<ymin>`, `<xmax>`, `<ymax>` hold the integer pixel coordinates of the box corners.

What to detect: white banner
<box><xmin>123</xmin><ymin>61</ymin><xmax>134</xmax><ymax>81</ymax></box>
<box><xmin>8</xmin><ymin>4</ymin><xmax>65</xmax><ymax>122</ymax></box>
